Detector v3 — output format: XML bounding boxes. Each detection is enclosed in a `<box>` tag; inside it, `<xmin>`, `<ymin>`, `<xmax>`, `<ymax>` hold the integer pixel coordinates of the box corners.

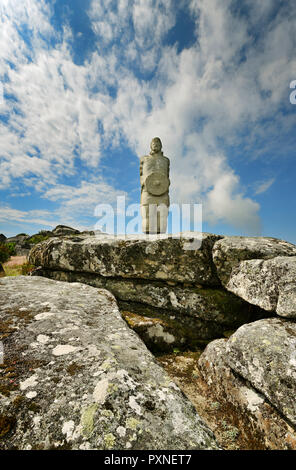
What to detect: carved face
<box><xmin>150</xmin><ymin>138</ymin><xmax>162</xmax><ymax>153</ymax></box>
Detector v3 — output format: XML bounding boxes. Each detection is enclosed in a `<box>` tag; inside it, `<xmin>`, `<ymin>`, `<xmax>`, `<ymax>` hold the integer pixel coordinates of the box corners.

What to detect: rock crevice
<box><xmin>29</xmin><ymin>233</ymin><xmax>279</xmax><ymax>351</ymax></box>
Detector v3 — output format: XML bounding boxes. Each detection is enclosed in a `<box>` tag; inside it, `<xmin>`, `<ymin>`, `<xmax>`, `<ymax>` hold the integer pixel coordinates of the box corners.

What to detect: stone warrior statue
<box><xmin>140</xmin><ymin>137</ymin><xmax>170</xmax><ymax>233</ymax></box>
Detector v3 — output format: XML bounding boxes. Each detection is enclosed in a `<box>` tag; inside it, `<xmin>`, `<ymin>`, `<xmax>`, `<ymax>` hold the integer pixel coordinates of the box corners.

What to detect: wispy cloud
<box><xmin>0</xmin><ymin>204</ymin><xmax>58</xmax><ymax>229</ymax></box>
<box><xmin>43</xmin><ymin>179</ymin><xmax>128</xmax><ymax>220</ymax></box>
<box><xmin>0</xmin><ymin>0</ymin><xmax>295</xmax><ymax>235</ymax></box>
<box><xmin>254</xmin><ymin>177</ymin><xmax>275</xmax><ymax>195</ymax></box>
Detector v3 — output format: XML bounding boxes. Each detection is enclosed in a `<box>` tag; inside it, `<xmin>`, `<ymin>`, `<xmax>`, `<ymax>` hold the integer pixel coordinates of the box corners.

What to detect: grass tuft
<box><xmin>3</xmin><ymin>261</ymin><xmax>34</xmax><ymax>277</ymax></box>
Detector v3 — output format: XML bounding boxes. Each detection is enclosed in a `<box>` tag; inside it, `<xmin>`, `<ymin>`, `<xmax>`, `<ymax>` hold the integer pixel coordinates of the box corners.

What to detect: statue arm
<box><xmin>140</xmin><ymin>157</ymin><xmax>144</xmax><ymax>189</ymax></box>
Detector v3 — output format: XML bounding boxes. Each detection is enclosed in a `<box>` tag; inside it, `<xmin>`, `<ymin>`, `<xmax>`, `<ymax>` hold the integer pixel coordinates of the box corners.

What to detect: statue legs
<box><xmin>141</xmin><ymin>203</ymin><xmax>168</xmax><ymax>234</ymax></box>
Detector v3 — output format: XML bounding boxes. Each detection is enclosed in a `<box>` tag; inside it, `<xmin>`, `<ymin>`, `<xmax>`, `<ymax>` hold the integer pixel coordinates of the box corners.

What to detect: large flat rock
<box><xmin>213</xmin><ymin>236</ymin><xmax>296</xmax><ymax>286</ymax></box>
<box><xmin>225</xmin><ymin>318</ymin><xmax>296</xmax><ymax>427</ymax></box>
<box><xmin>0</xmin><ymin>276</ymin><xmax>219</xmax><ymax>450</ymax></box>
<box><xmin>226</xmin><ymin>256</ymin><xmax>296</xmax><ymax>318</ymax></box>
<box><xmin>28</xmin><ymin>232</ymin><xmax>222</xmax><ymax>286</ymax></box>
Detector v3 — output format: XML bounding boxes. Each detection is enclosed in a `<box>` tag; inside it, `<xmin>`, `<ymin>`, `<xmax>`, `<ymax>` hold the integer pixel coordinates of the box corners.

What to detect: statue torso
<box><xmin>140</xmin><ymin>153</ymin><xmax>170</xmax><ymax>204</ymax></box>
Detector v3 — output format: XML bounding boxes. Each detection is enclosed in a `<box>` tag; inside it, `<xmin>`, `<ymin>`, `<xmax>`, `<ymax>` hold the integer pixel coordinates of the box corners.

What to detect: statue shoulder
<box><xmin>140</xmin><ymin>155</ymin><xmax>151</xmax><ymax>166</ymax></box>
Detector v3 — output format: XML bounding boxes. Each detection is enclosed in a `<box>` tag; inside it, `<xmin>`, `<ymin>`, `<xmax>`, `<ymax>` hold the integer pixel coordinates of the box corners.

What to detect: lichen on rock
<box><xmin>225</xmin><ymin>318</ymin><xmax>296</xmax><ymax>427</ymax></box>
<box><xmin>0</xmin><ymin>276</ymin><xmax>219</xmax><ymax>450</ymax></box>
<box><xmin>198</xmin><ymin>336</ymin><xmax>296</xmax><ymax>450</ymax></box>
<box><xmin>213</xmin><ymin>236</ymin><xmax>296</xmax><ymax>286</ymax></box>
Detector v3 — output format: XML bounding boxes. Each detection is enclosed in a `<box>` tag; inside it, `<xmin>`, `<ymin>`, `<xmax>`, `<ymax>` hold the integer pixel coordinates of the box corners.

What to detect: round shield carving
<box><xmin>145</xmin><ymin>172</ymin><xmax>169</xmax><ymax>196</ymax></box>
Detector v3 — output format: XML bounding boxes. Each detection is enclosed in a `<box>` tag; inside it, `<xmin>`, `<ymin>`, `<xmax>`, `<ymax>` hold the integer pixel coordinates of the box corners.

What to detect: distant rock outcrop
<box><xmin>52</xmin><ymin>225</ymin><xmax>80</xmax><ymax>237</ymax></box>
<box><xmin>3</xmin><ymin>226</ymin><xmax>81</xmax><ymax>256</ymax></box>
<box><xmin>4</xmin><ymin>234</ymin><xmax>31</xmax><ymax>256</ymax></box>
<box><xmin>0</xmin><ymin>276</ymin><xmax>219</xmax><ymax>450</ymax></box>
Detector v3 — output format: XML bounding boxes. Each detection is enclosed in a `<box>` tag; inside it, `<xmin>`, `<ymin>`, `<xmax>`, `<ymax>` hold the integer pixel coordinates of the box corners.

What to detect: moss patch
<box><xmin>0</xmin><ymin>319</ymin><xmax>16</xmax><ymax>340</ymax></box>
<box><xmin>0</xmin><ymin>333</ymin><xmax>48</xmax><ymax>399</ymax></box>
<box><xmin>0</xmin><ymin>415</ymin><xmax>17</xmax><ymax>438</ymax></box>
<box><xmin>66</xmin><ymin>362</ymin><xmax>84</xmax><ymax>376</ymax></box>
<box><xmin>0</xmin><ymin>384</ymin><xmax>12</xmax><ymax>397</ymax></box>
<box><xmin>12</xmin><ymin>395</ymin><xmax>25</xmax><ymax>410</ymax></box>
<box><xmin>28</xmin><ymin>402</ymin><xmax>41</xmax><ymax>413</ymax></box>
<box><xmin>157</xmin><ymin>351</ymin><xmax>203</xmax><ymax>385</ymax></box>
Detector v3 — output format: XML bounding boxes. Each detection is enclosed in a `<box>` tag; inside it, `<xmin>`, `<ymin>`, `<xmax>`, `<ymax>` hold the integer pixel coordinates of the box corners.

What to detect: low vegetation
<box><xmin>3</xmin><ymin>262</ymin><xmax>34</xmax><ymax>277</ymax></box>
<box><xmin>23</xmin><ymin>230</ymin><xmax>52</xmax><ymax>247</ymax></box>
<box><xmin>0</xmin><ymin>230</ymin><xmax>50</xmax><ymax>275</ymax></box>
<box><xmin>0</xmin><ymin>243</ymin><xmax>15</xmax><ymax>264</ymax></box>
<box><xmin>1</xmin><ymin>250</ymin><xmax>34</xmax><ymax>277</ymax></box>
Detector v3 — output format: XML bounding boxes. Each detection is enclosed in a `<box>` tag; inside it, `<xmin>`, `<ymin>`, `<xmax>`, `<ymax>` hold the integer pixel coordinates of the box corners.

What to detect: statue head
<box><xmin>150</xmin><ymin>137</ymin><xmax>162</xmax><ymax>154</ymax></box>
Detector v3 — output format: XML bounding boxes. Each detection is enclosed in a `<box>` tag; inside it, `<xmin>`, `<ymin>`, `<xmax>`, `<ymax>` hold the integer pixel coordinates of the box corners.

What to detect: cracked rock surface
<box><xmin>226</xmin><ymin>256</ymin><xmax>296</xmax><ymax>318</ymax></box>
<box><xmin>29</xmin><ymin>232</ymin><xmax>222</xmax><ymax>286</ymax></box>
<box><xmin>225</xmin><ymin>318</ymin><xmax>296</xmax><ymax>427</ymax></box>
<box><xmin>212</xmin><ymin>236</ymin><xmax>296</xmax><ymax>286</ymax></box>
<box><xmin>0</xmin><ymin>276</ymin><xmax>219</xmax><ymax>450</ymax></box>
<box><xmin>198</xmin><ymin>338</ymin><xmax>296</xmax><ymax>449</ymax></box>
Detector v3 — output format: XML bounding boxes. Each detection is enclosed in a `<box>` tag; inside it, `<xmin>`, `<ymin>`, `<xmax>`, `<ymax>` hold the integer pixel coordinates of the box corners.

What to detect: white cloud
<box><xmin>0</xmin><ymin>0</ymin><xmax>54</xmax><ymax>35</ymax></box>
<box><xmin>88</xmin><ymin>0</ymin><xmax>132</xmax><ymax>45</ymax></box>
<box><xmin>86</xmin><ymin>0</ymin><xmax>295</xmax><ymax>233</ymax></box>
<box><xmin>0</xmin><ymin>31</ymin><xmax>111</xmax><ymax>187</ymax></box>
<box><xmin>205</xmin><ymin>171</ymin><xmax>261</xmax><ymax>235</ymax></box>
<box><xmin>40</xmin><ymin>179</ymin><xmax>128</xmax><ymax>232</ymax></box>
<box><xmin>0</xmin><ymin>176</ymin><xmax>128</xmax><ymax>232</ymax></box>
<box><xmin>0</xmin><ymin>0</ymin><xmax>56</xmax><ymax>79</ymax></box>
<box><xmin>132</xmin><ymin>0</ymin><xmax>176</xmax><ymax>48</ymax></box>
<box><xmin>1</xmin><ymin>0</ymin><xmax>295</xmax><ymax>235</ymax></box>
<box><xmin>43</xmin><ymin>179</ymin><xmax>127</xmax><ymax>210</ymax></box>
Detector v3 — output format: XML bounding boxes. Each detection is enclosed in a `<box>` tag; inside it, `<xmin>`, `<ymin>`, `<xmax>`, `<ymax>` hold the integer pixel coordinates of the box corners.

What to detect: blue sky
<box><xmin>0</xmin><ymin>0</ymin><xmax>295</xmax><ymax>242</ymax></box>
